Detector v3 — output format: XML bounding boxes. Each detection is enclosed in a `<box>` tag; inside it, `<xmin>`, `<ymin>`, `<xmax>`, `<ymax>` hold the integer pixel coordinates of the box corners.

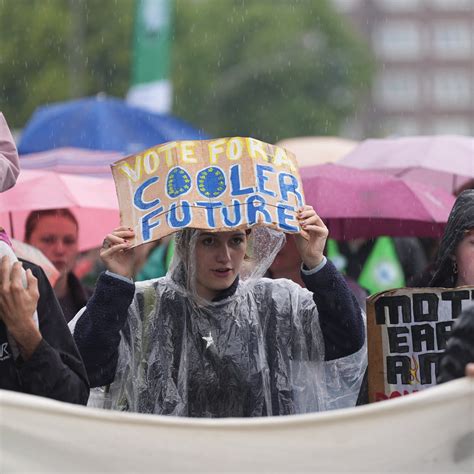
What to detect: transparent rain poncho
<box><xmin>108</xmin><ymin>226</ymin><xmax>366</xmax><ymax>416</ymax></box>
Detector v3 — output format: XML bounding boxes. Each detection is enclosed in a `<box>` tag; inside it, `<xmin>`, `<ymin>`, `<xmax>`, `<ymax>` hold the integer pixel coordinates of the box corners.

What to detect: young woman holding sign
<box><xmin>72</xmin><ymin>205</ymin><xmax>366</xmax><ymax>416</ymax></box>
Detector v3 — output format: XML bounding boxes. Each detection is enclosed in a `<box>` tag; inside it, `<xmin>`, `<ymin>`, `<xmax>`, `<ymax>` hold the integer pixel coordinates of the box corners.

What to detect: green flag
<box><xmin>127</xmin><ymin>0</ymin><xmax>173</xmax><ymax>113</ymax></box>
<box><xmin>327</xmin><ymin>237</ymin><xmax>406</xmax><ymax>295</ymax></box>
<box><xmin>358</xmin><ymin>237</ymin><xmax>405</xmax><ymax>295</ymax></box>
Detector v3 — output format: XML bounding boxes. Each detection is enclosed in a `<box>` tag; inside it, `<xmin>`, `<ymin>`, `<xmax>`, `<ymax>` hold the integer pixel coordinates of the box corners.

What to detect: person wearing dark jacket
<box><xmin>0</xmin><ymin>253</ymin><xmax>89</xmax><ymax>404</ymax></box>
<box><xmin>0</xmin><ymin>111</ymin><xmax>88</xmax><ymax>404</ymax></box>
<box><xmin>73</xmin><ymin>206</ymin><xmax>366</xmax><ymax>416</ymax></box>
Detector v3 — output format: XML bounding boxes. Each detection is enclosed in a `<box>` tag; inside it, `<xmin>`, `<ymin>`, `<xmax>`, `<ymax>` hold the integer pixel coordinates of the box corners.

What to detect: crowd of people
<box><xmin>0</xmin><ymin>111</ymin><xmax>473</xmax><ymax>414</ymax></box>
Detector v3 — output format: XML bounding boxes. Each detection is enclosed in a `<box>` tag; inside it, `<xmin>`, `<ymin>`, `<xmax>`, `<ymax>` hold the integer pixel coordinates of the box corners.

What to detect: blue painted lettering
<box><xmin>166</xmin><ymin>166</ymin><xmax>192</xmax><ymax>199</ymax></box>
<box><xmin>246</xmin><ymin>194</ymin><xmax>272</xmax><ymax>225</ymax></box>
<box><xmin>134</xmin><ymin>177</ymin><xmax>161</xmax><ymax>210</ymax></box>
<box><xmin>141</xmin><ymin>206</ymin><xmax>164</xmax><ymax>241</ymax></box>
<box><xmin>167</xmin><ymin>201</ymin><xmax>192</xmax><ymax>228</ymax></box>
<box><xmin>277</xmin><ymin>203</ymin><xmax>298</xmax><ymax>232</ymax></box>
<box><xmin>195</xmin><ymin>201</ymin><xmax>223</xmax><ymax>227</ymax></box>
<box><xmin>279</xmin><ymin>173</ymin><xmax>304</xmax><ymax>206</ymax></box>
<box><xmin>256</xmin><ymin>164</ymin><xmax>276</xmax><ymax>197</ymax></box>
<box><xmin>230</xmin><ymin>164</ymin><xmax>254</xmax><ymax>196</ymax></box>
<box><xmin>197</xmin><ymin>167</ymin><xmax>227</xmax><ymax>198</ymax></box>
<box><xmin>222</xmin><ymin>200</ymin><xmax>242</xmax><ymax>227</ymax></box>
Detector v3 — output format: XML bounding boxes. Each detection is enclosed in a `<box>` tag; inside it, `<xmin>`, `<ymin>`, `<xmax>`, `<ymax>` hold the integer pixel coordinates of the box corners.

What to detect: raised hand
<box><xmin>294</xmin><ymin>205</ymin><xmax>329</xmax><ymax>270</ymax></box>
<box><xmin>100</xmin><ymin>227</ymin><xmax>136</xmax><ymax>279</ymax></box>
<box><xmin>0</xmin><ymin>256</ymin><xmax>42</xmax><ymax>359</ymax></box>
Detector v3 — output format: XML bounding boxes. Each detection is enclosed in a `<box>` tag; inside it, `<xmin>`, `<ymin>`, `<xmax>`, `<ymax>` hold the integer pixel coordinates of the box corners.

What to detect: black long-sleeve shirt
<box><xmin>0</xmin><ymin>260</ymin><xmax>89</xmax><ymax>404</ymax></box>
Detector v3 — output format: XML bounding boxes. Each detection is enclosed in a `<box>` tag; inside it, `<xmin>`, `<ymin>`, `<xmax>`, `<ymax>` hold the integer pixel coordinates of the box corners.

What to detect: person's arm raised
<box><xmin>100</xmin><ymin>226</ymin><xmax>136</xmax><ymax>278</ymax></box>
<box><xmin>73</xmin><ymin>227</ymin><xmax>137</xmax><ymax>387</ymax></box>
<box><xmin>294</xmin><ymin>205</ymin><xmax>328</xmax><ymax>270</ymax></box>
<box><xmin>294</xmin><ymin>206</ymin><xmax>365</xmax><ymax>360</ymax></box>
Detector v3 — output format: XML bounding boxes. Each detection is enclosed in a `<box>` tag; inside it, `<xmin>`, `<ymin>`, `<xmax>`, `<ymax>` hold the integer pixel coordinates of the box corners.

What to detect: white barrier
<box><xmin>1</xmin><ymin>378</ymin><xmax>473</xmax><ymax>473</ymax></box>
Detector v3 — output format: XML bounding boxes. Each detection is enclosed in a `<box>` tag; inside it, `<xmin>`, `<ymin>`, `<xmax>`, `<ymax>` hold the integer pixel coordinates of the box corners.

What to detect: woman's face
<box><xmin>28</xmin><ymin>215</ymin><xmax>79</xmax><ymax>276</ymax></box>
<box><xmin>194</xmin><ymin>230</ymin><xmax>247</xmax><ymax>300</ymax></box>
<box><xmin>455</xmin><ymin>229</ymin><xmax>474</xmax><ymax>286</ymax></box>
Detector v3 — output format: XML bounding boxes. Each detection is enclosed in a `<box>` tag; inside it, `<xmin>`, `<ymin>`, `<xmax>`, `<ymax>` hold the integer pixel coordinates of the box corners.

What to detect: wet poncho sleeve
<box><xmin>301</xmin><ymin>258</ymin><xmax>365</xmax><ymax>360</ymax></box>
<box><xmin>73</xmin><ymin>272</ymin><xmax>135</xmax><ymax>387</ymax></box>
<box><xmin>299</xmin><ymin>259</ymin><xmax>367</xmax><ymax>410</ymax></box>
<box><xmin>75</xmin><ymin>260</ymin><xmax>366</xmax><ymax>393</ymax></box>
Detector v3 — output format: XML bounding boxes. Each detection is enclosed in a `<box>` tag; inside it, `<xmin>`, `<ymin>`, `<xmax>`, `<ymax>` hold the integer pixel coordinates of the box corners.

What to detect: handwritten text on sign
<box><xmin>111</xmin><ymin>137</ymin><xmax>304</xmax><ymax>245</ymax></box>
<box><xmin>367</xmin><ymin>287</ymin><xmax>474</xmax><ymax>402</ymax></box>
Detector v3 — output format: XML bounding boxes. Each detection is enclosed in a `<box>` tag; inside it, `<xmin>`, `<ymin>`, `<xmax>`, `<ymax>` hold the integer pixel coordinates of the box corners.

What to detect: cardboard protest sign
<box><xmin>367</xmin><ymin>286</ymin><xmax>474</xmax><ymax>402</ymax></box>
<box><xmin>112</xmin><ymin>137</ymin><xmax>304</xmax><ymax>246</ymax></box>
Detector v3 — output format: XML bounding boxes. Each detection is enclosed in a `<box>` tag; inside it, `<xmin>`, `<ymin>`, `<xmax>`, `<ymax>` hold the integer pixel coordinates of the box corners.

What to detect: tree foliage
<box><xmin>0</xmin><ymin>0</ymin><xmax>134</xmax><ymax>128</ymax></box>
<box><xmin>173</xmin><ymin>0</ymin><xmax>373</xmax><ymax>142</ymax></box>
<box><xmin>0</xmin><ymin>0</ymin><xmax>373</xmax><ymax>142</ymax></box>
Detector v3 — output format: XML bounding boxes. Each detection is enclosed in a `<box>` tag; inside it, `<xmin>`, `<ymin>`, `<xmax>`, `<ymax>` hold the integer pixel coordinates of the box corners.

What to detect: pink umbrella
<box><xmin>0</xmin><ymin>170</ymin><xmax>120</xmax><ymax>251</ymax></box>
<box><xmin>19</xmin><ymin>147</ymin><xmax>122</xmax><ymax>178</ymax></box>
<box><xmin>338</xmin><ymin>135</ymin><xmax>474</xmax><ymax>194</ymax></box>
<box><xmin>301</xmin><ymin>164</ymin><xmax>456</xmax><ymax>239</ymax></box>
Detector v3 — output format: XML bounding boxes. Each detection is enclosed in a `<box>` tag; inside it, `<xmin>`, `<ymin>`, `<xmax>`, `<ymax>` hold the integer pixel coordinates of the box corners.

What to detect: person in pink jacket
<box><xmin>0</xmin><ymin>112</ymin><xmax>20</xmax><ymax>192</ymax></box>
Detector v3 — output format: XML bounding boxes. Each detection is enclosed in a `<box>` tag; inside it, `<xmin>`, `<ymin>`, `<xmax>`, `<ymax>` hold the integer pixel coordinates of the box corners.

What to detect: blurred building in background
<box><xmin>332</xmin><ymin>0</ymin><xmax>474</xmax><ymax>138</ymax></box>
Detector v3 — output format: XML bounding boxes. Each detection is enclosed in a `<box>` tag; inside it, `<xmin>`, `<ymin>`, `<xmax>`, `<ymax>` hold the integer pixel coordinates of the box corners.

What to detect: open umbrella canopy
<box><xmin>0</xmin><ymin>170</ymin><xmax>119</xmax><ymax>251</ymax></box>
<box><xmin>18</xmin><ymin>95</ymin><xmax>209</xmax><ymax>155</ymax></box>
<box><xmin>276</xmin><ymin>136</ymin><xmax>357</xmax><ymax>168</ymax></box>
<box><xmin>20</xmin><ymin>147</ymin><xmax>122</xmax><ymax>178</ymax></box>
<box><xmin>338</xmin><ymin>135</ymin><xmax>474</xmax><ymax>194</ymax></box>
<box><xmin>301</xmin><ymin>164</ymin><xmax>456</xmax><ymax>239</ymax></box>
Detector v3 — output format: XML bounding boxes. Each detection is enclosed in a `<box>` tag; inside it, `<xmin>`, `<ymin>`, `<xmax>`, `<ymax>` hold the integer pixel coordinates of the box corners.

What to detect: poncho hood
<box><xmin>169</xmin><ymin>225</ymin><xmax>286</xmax><ymax>304</ymax></box>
